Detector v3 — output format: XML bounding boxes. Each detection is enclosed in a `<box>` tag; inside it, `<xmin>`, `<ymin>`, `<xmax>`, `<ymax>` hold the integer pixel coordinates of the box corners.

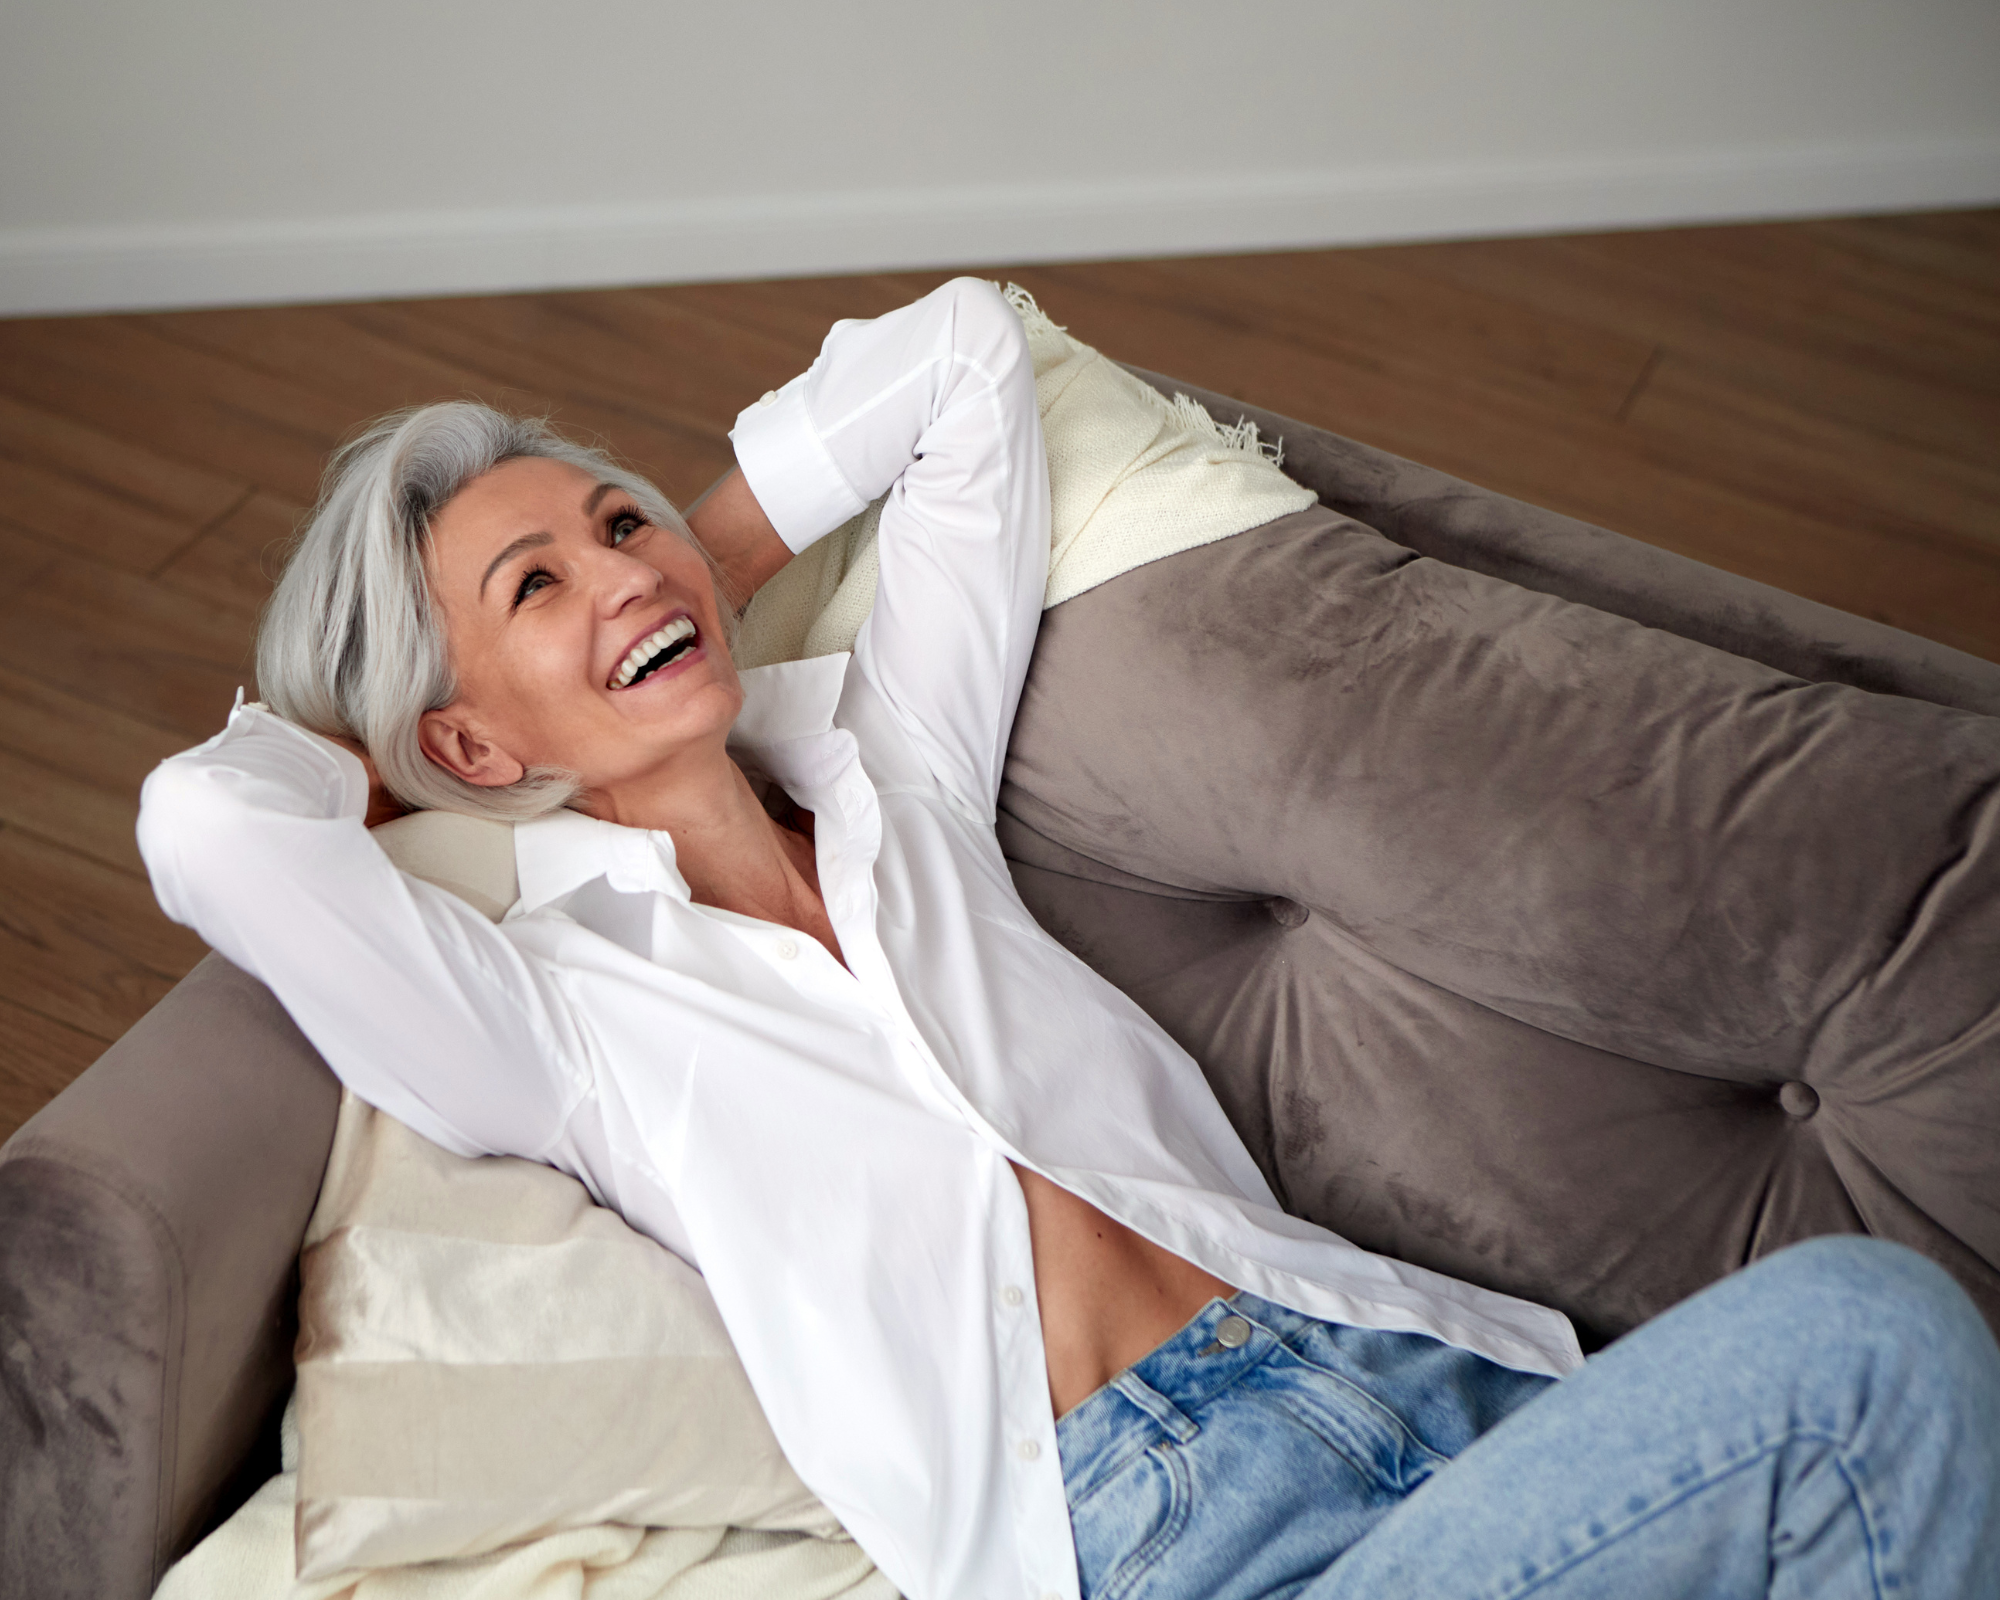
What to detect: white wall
<box><xmin>2</xmin><ymin>0</ymin><xmax>1996</xmax><ymax>316</ymax></box>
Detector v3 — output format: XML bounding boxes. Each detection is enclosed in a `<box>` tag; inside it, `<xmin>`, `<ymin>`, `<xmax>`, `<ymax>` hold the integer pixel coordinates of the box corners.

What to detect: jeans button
<box><xmin>1215</xmin><ymin>1314</ymin><xmax>1252</xmax><ymax>1349</ymax></box>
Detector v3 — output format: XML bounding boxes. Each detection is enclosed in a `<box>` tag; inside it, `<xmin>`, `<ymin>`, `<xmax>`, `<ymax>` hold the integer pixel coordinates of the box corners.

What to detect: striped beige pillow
<box><xmin>294</xmin><ymin>1091</ymin><xmax>840</xmax><ymax>1579</ymax></box>
<box><xmin>293</xmin><ymin>814</ymin><xmax>839</xmax><ymax>1580</ymax></box>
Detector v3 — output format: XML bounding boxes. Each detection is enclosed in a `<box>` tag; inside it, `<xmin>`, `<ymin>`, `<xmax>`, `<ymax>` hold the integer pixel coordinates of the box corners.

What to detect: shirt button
<box><xmin>1016</xmin><ymin>1439</ymin><xmax>1041</xmax><ymax>1462</ymax></box>
<box><xmin>757</xmin><ymin>389</ymin><xmax>778</xmax><ymax>407</ymax></box>
<box><xmin>775</xmin><ymin>938</ymin><xmax>799</xmax><ymax>960</ymax></box>
<box><xmin>1001</xmin><ymin>1285</ymin><xmax>1025</xmax><ymax>1308</ymax></box>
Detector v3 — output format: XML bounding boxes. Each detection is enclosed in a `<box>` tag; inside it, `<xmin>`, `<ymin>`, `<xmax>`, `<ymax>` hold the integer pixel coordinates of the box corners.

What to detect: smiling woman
<box><xmin>132</xmin><ymin>277</ymin><xmax>2000</xmax><ymax>1600</ymax></box>
<box><xmin>255</xmin><ymin>405</ymin><xmax>754</xmax><ymax>824</ymax></box>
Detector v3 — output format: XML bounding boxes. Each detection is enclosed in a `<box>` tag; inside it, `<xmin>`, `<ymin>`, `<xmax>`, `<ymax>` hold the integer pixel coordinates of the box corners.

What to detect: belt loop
<box><xmin>1110</xmin><ymin>1371</ymin><xmax>1200</xmax><ymax>1444</ymax></box>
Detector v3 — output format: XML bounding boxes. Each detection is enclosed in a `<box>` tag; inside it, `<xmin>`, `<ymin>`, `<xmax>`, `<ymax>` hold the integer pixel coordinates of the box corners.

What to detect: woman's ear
<box><xmin>418</xmin><ymin>707</ymin><xmax>527</xmax><ymax>789</ymax></box>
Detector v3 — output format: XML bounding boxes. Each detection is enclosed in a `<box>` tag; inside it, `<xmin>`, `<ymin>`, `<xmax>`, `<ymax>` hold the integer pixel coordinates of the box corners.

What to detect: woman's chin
<box><xmin>583</xmin><ymin>678</ymin><xmax>743</xmax><ymax>776</ymax></box>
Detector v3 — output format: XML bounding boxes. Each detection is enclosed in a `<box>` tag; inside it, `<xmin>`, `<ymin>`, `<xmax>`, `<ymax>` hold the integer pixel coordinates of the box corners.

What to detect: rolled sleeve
<box><xmin>724</xmin><ymin>279</ymin><xmax>1047</xmax><ymax>818</ymax></box>
<box><xmin>730</xmin><ymin>373</ymin><xmax>869</xmax><ymax>556</ymax></box>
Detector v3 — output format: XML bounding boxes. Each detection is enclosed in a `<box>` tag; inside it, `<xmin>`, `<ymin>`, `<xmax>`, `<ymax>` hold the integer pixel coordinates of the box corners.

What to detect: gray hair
<box><xmin>257</xmin><ymin>400</ymin><xmax>725</xmax><ymax>822</ymax></box>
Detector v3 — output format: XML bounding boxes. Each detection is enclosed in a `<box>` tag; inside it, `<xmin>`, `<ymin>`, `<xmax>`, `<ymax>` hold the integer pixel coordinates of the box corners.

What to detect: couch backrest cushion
<box><xmin>999</xmin><ymin>502</ymin><xmax>2000</xmax><ymax>1346</ymax></box>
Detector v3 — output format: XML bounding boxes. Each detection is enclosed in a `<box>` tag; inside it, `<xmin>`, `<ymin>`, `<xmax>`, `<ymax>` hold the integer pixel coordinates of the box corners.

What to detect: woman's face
<box><xmin>420</xmin><ymin>456</ymin><xmax>741</xmax><ymax>814</ymax></box>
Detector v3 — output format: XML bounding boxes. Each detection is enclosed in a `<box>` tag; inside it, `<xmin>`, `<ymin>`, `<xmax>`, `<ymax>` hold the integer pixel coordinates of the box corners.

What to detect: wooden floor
<box><xmin>2</xmin><ymin>209</ymin><xmax>1997</xmax><ymax>1143</ymax></box>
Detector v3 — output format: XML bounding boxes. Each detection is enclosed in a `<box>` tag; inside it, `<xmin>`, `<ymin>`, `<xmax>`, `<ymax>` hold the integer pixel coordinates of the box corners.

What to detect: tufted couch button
<box><xmin>1266</xmin><ymin>898</ymin><xmax>1310</xmax><ymax>929</ymax></box>
<box><xmin>1778</xmin><ymin>1081</ymin><xmax>1820</xmax><ymax>1119</ymax></box>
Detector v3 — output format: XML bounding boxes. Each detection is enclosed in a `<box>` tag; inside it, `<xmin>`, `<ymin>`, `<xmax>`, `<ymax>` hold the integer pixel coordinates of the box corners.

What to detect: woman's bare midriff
<box><xmin>1012</xmin><ymin>1163</ymin><xmax>1235</xmax><ymax>1418</ymax></box>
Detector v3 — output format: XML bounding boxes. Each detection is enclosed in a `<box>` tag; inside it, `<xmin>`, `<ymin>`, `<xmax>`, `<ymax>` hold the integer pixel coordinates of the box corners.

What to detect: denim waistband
<box><xmin>1055</xmin><ymin>1291</ymin><xmax>1321</xmax><ymax>1506</ymax></box>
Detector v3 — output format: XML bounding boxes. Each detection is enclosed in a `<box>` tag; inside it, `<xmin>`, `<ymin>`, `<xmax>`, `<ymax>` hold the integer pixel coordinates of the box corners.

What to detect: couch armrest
<box><xmin>0</xmin><ymin>954</ymin><xmax>338</xmax><ymax>1600</ymax></box>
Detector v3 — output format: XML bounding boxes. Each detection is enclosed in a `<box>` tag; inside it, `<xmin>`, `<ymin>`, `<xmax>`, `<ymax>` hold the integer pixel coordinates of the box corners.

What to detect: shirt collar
<box><xmin>728</xmin><ymin>653</ymin><xmax>848</xmax><ymax>750</ymax></box>
<box><xmin>510</xmin><ymin>654</ymin><xmax>852</xmax><ymax>917</ymax></box>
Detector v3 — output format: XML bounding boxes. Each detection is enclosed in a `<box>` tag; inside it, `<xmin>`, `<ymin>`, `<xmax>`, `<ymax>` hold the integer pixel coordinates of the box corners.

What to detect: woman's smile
<box><xmin>608</xmin><ymin>611</ymin><xmax>704</xmax><ymax>692</ymax></box>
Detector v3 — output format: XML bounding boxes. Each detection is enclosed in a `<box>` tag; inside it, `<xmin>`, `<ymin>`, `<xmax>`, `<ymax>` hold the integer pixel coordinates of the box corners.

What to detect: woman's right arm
<box><xmin>138</xmin><ymin>702</ymin><xmax>586</xmax><ymax>1161</ymax></box>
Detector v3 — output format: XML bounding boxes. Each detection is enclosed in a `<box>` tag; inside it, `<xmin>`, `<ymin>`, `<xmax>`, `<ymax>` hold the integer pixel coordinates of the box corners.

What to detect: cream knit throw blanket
<box><xmin>731</xmin><ymin>286</ymin><xmax>1316</xmax><ymax>670</ymax></box>
<box><xmin>153</xmin><ymin>1425</ymin><xmax>891</xmax><ymax>1600</ymax></box>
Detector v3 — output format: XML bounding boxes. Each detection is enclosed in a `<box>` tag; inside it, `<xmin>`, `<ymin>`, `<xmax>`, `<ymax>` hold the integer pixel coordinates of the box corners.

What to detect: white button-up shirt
<box><xmin>140</xmin><ymin>279</ymin><xmax>1581</xmax><ymax>1600</ymax></box>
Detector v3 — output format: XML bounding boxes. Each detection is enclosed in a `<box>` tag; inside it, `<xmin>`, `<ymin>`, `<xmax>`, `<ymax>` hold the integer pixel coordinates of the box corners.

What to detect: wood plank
<box><xmin>1405</xmin><ymin>230</ymin><xmax>2000</xmax><ymax>471</ymax></box>
<box><xmin>0</xmin><ymin>826</ymin><xmax>207</xmax><ymax>1045</ymax></box>
<box><xmin>0</xmin><ymin>449</ymin><xmax>207</xmax><ymax>576</ymax></box>
<box><xmin>157</xmin><ymin>488</ymin><xmax>303</xmax><ymax>616</ymax></box>
<box><xmin>152</xmin><ymin>294</ymin><xmax>747</xmax><ymax>509</ymax></box>
<box><xmin>0</xmin><ymin>665</ymin><xmax>191</xmax><ymax>798</ymax></box>
<box><xmin>143</xmin><ymin>301</ymin><xmax>515</xmax><ymax>418</ymax></box>
<box><xmin>0</xmin><ymin>746</ymin><xmax>150</xmax><ymax>877</ymax></box>
<box><xmin>398</xmin><ymin>287</ymin><xmax>806</xmax><ymax>419</ymax></box>
<box><xmin>0</xmin><ymin>317</ymin><xmax>351</xmax><ymax>503</ymax></box>
<box><xmin>0</xmin><ymin>995</ymin><xmax>107</xmax><ymax>1146</ymax></box>
<box><xmin>1592</xmin><ymin>221</ymin><xmax>2000</xmax><ymax>382</ymax></box>
<box><xmin>0</xmin><ymin>389</ymin><xmax>248</xmax><ymax>530</ymax></box>
<box><xmin>0</xmin><ymin>667</ymin><xmax>187</xmax><ymax>878</ymax></box>
<box><xmin>0</xmin><ymin>664</ymin><xmax>186</xmax><ymax>876</ymax></box>
<box><xmin>0</xmin><ymin>555</ymin><xmax>256</xmax><ymax>741</ymax></box>
<box><xmin>642</xmin><ymin>272</ymin><xmax>942</xmax><ymax>364</ymax></box>
<box><xmin>1625</xmin><ymin>356</ymin><xmax>2000</xmax><ymax>567</ymax></box>
<box><xmin>1819</xmin><ymin>211</ymin><xmax>2000</xmax><ymax>293</ymax></box>
<box><xmin>1031</xmin><ymin>251</ymin><xmax>1658</xmax><ymax>423</ymax></box>
<box><xmin>1804</xmin><ymin>217</ymin><xmax>2000</xmax><ymax>299</ymax></box>
<box><xmin>333</xmin><ymin>300</ymin><xmax>740</xmax><ymax>504</ymax></box>
<box><xmin>0</xmin><ymin>515</ymin><xmax>66</xmax><ymax>585</ymax></box>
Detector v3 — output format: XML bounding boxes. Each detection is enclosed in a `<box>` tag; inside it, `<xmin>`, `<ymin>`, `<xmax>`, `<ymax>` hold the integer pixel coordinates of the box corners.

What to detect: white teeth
<box><xmin>610</xmin><ymin>616</ymin><xmax>696</xmax><ymax>688</ymax></box>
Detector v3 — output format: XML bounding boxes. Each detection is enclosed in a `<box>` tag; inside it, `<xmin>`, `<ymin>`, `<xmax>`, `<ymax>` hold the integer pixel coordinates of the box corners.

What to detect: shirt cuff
<box><xmin>221</xmin><ymin>700</ymin><xmax>373</xmax><ymax>821</ymax></box>
<box><xmin>729</xmin><ymin>374</ymin><xmax>869</xmax><ymax>556</ymax></box>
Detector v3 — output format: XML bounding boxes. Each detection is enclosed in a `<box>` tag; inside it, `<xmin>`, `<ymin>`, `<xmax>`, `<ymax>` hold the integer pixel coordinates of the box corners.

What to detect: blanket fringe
<box><xmin>1000</xmin><ymin>280</ymin><xmax>1066</xmax><ymax>342</ymax></box>
<box><xmin>999</xmin><ymin>282</ymin><xmax>1285</xmax><ymax>469</ymax></box>
<box><xmin>1167</xmin><ymin>391</ymin><xmax>1286</xmax><ymax>469</ymax></box>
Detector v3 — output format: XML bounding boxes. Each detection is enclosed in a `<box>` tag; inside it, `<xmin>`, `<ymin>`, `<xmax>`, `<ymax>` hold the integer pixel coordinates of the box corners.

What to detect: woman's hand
<box><xmin>685</xmin><ymin>468</ymin><xmax>792</xmax><ymax>609</ymax></box>
<box><xmin>324</xmin><ymin>733</ymin><xmax>408</xmax><ymax>829</ymax></box>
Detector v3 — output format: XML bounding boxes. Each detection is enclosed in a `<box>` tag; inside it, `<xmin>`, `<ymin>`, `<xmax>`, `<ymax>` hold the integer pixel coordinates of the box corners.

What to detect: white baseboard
<box><xmin>2</xmin><ymin>139</ymin><xmax>1996</xmax><ymax>318</ymax></box>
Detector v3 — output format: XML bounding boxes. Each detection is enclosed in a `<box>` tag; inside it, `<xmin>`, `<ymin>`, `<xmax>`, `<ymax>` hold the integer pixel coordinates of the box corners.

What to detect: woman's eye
<box><xmin>609</xmin><ymin>511</ymin><xmax>645</xmax><ymax>545</ymax></box>
<box><xmin>514</xmin><ymin>568</ymin><xmax>553</xmax><ymax>607</ymax></box>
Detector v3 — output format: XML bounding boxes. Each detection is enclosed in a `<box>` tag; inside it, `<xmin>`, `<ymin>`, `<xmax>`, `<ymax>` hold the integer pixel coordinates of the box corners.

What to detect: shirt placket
<box><xmin>827</xmin><ymin>770</ymin><xmax>1073</xmax><ymax>1593</ymax></box>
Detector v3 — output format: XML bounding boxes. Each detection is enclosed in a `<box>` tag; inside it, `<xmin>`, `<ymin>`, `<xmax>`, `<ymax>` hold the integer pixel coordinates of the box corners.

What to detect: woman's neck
<box><xmin>578</xmin><ymin>748</ymin><xmax>844</xmax><ymax>966</ymax></box>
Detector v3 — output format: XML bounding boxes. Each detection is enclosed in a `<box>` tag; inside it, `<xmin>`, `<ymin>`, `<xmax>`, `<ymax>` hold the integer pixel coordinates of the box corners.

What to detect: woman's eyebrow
<box><xmin>474</xmin><ymin>486</ymin><xmax>619</xmax><ymax>599</ymax></box>
<box><xmin>478</xmin><ymin>532</ymin><xmax>553</xmax><ymax>599</ymax></box>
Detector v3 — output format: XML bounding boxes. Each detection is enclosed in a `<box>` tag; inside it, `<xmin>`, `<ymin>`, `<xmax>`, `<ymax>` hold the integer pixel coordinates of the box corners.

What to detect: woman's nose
<box><xmin>592</xmin><ymin>545</ymin><xmax>663</xmax><ymax>613</ymax></box>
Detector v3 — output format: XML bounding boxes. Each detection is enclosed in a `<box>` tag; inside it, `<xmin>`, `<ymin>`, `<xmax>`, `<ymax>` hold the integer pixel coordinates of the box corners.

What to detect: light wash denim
<box><xmin>1056</xmin><ymin>1238</ymin><xmax>2000</xmax><ymax>1599</ymax></box>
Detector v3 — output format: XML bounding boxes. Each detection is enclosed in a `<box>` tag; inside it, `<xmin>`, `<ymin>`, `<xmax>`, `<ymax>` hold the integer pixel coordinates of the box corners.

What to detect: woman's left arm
<box><xmin>684</xmin><ymin>467</ymin><xmax>792</xmax><ymax>608</ymax></box>
<box><xmin>729</xmin><ymin>278</ymin><xmax>1049</xmax><ymax>820</ymax></box>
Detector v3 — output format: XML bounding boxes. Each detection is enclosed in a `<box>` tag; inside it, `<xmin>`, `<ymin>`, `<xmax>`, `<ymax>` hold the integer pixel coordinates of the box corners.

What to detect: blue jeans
<box><xmin>1056</xmin><ymin>1238</ymin><xmax>2000</xmax><ymax>1599</ymax></box>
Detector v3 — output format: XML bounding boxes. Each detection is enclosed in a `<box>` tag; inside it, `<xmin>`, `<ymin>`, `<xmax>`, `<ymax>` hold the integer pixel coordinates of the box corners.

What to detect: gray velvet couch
<box><xmin>6</xmin><ymin>372</ymin><xmax>1998</xmax><ymax>1599</ymax></box>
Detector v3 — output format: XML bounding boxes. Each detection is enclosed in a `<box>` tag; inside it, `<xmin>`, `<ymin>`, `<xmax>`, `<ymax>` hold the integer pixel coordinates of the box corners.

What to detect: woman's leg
<box><xmin>1306</xmin><ymin>1237</ymin><xmax>2000</xmax><ymax>1600</ymax></box>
